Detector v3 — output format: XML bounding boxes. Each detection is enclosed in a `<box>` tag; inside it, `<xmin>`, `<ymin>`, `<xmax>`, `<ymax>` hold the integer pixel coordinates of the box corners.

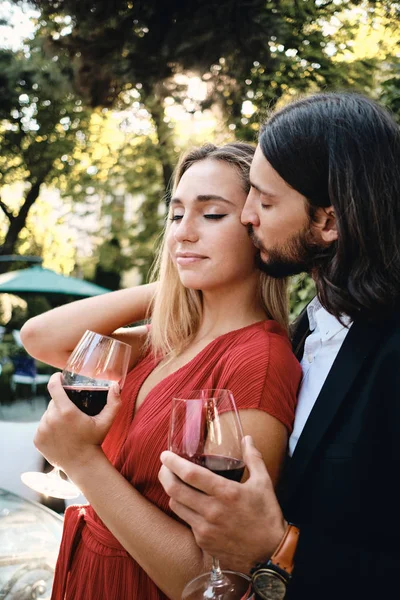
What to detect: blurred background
<box><xmin>0</xmin><ymin>0</ymin><xmax>399</xmax><ymax>502</ymax></box>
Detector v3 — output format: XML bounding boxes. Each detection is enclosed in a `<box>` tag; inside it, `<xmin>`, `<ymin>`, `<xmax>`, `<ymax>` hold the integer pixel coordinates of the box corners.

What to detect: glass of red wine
<box><xmin>21</xmin><ymin>330</ymin><xmax>131</xmax><ymax>500</ymax></box>
<box><xmin>169</xmin><ymin>389</ymin><xmax>253</xmax><ymax>600</ymax></box>
<box><xmin>61</xmin><ymin>330</ymin><xmax>131</xmax><ymax>416</ymax></box>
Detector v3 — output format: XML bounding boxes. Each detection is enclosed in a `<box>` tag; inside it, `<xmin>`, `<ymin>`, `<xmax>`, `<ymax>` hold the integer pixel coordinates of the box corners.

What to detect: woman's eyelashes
<box><xmin>169</xmin><ymin>213</ymin><xmax>227</xmax><ymax>221</ymax></box>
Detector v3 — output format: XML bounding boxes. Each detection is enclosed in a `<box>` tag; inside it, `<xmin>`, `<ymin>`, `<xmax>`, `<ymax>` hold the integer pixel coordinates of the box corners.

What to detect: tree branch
<box><xmin>0</xmin><ymin>198</ymin><xmax>14</xmax><ymax>222</ymax></box>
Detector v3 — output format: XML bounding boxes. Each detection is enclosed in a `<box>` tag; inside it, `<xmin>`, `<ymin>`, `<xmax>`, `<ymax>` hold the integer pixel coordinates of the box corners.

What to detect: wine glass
<box><xmin>169</xmin><ymin>389</ymin><xmax>253</xmax><ymax>600</ymax></box>
<box><xmin>21</xmin><ymin>330</ymin><xmax>131</xmax><ymax>500</ymax></box>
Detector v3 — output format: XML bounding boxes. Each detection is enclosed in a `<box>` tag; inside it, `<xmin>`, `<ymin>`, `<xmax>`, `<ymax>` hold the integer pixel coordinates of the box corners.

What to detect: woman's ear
<box><xmin>313</xmin><ymin>206</ymin><xmax>338</xmax><ymax>243</ymax></box>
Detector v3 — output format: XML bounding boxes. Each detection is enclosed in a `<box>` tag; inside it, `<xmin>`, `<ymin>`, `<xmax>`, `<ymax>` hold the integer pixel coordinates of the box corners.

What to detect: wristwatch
<box><xmin>251</xmin><ymin>523</ymin><xmax>300</xmax><ymax>600</ymax></box>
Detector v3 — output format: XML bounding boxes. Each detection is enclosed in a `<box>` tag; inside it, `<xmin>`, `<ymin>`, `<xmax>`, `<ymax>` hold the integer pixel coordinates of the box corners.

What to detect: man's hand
<box><xmin>159</xmin><ymin>436</ymin><xmax>286</xmax><ymax>573</ymax></box>
<box><xmin>34</xmin><ymin>372</ymin><xmax>121</xmax><ymax>477</ymax></box>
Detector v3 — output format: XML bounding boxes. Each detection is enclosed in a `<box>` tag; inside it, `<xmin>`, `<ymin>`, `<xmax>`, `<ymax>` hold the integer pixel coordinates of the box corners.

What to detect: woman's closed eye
<box><xmin>204</xmin><ymin>214</ymin><xmax>227</xmax><ymax>220</ymax></box>
<box><xmin>169</xmin><ymin>213</ymin><xmax>227</xmax><ymax>221</ymax></box>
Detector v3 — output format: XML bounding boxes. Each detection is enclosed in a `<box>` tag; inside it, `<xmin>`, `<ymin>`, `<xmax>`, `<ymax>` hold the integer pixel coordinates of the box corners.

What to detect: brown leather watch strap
<box><xmin>270</xmin><ymin>524</ymin><xmax>300</xmax><ymax>575</ymax></box>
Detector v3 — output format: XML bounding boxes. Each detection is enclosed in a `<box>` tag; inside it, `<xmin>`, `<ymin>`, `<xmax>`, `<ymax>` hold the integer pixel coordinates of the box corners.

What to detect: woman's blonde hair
<box><xmin>147</xmin><ymin>142</ymin><xmax>289</xmax><ymax>358</ymax></box>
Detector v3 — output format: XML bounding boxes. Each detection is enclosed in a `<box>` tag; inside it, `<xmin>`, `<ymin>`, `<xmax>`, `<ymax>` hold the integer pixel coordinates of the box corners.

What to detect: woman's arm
<box><xmin>239</xmin><ymin>409</ymin><xmax>287</xmax><ymax>487</ymax></box>
<box><xmin>35</xmin><ymin>376</ymin><xmax>287</xmax><ymax>599</ymax></box>
<box><xmin>20</xmin><ymin>283</ymin><xmax>157</xmax><ymax>370</ymax></box>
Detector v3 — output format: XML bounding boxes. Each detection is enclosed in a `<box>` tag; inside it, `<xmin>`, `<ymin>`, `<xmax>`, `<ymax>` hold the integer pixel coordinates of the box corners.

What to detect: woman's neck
<box><xmin>193</xmin><ymin>276</ymin><xmax>267</xmax><ymax>343</ymax></box>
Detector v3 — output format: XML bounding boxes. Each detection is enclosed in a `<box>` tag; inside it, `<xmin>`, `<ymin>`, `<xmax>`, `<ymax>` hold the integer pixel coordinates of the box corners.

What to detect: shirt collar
<box><xmin>306</xmin><ymin>296</ymin><xmax>322</xmax><ymax>332</ymax></box>
<box><xmin>307</xmin><ymin>296</ymin><xmax>352</xmax><ymax>340</ymax></box>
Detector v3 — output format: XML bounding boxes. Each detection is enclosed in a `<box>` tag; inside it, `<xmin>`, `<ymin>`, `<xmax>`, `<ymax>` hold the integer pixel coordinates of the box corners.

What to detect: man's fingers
<box><xmin>242</xmin><ymin>436</ymin><xmax>271</xmax><ymax>485</ymax></box>
<box><xmin>158</xmin><ymin>465</ymin><xmax>206</xmax><ymax>511</ymax></box>
<box><xmin>158</xmin><ymin>465</ymin><xmax>216</xmax><ymax>531</ymax></box>
<box><xmin>160</xmin><ymin>451</ymin><xmax>227</xmax><ymax>496</ymax></box>
<box><xmin>168</xmin><ymin>498</ymin><xmax>202</xmax><ymax>530</ymax></box>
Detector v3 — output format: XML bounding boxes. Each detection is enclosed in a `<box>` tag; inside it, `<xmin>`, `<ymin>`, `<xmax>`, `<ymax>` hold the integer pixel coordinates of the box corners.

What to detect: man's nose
<box><xmin>241</xmin><ymin>192</ymin><xmax>260</xmax><ymax>227</ymax></box>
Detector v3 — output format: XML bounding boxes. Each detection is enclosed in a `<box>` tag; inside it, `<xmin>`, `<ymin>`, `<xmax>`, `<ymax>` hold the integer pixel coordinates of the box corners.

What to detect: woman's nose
<box><xmin>174</xmin><ymin>216</ymin><xmax>199</xmax><ymax>243</ymax></box>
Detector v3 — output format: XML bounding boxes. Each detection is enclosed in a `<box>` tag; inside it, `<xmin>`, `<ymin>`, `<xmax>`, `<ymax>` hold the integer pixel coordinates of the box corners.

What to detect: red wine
<box><xmin>63</xmin><ymin>386</ymin><xmax>108</xmax><ymax>416</ymax></box>
<box><xmin>184</xmin><ymin>454</ymin><xmax>245</xmax><ymax>482</ymax></box>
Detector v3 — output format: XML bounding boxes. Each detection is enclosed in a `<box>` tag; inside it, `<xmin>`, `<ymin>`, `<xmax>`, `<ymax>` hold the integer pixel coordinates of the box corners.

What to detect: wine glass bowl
<box><xmin>21</xmin><ymin>330</ymin><xmax>131</xmax><ymax>500</ymax></box>
<box><xmin>62</xmin><ymin>330</ymin><xmax>131</xmax><ymax>416</ymax></box>
<box><xmin>169</xmin><ymin>389</ymin><xmax>246</xmax><ymax>485</ymax></box>
<box><xmin>169</xmin><ymin>389</ymin><xmax>252</xmax><ymax>600</ymax></box>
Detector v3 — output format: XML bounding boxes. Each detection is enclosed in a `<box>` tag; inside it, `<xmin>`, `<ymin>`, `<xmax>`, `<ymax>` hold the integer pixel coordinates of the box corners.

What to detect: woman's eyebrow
<box><xmin>170</xmin><ymin>194</ymin><xmax>234</xmax><ymax>205</ymax></box>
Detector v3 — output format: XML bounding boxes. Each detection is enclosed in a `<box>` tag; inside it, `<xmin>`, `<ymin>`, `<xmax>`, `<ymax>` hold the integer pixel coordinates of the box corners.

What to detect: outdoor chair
<box><xmin>10</xmin><ymin>355</ymin><xmax>51</xmax><ymax>397</ymax></box>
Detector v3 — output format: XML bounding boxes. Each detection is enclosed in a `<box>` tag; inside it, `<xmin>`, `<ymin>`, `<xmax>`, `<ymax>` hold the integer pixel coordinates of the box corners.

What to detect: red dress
<box><xmin>51</xmin><ymin>321</ymin><xmax>301</xmax><ymax>600</ymax></box>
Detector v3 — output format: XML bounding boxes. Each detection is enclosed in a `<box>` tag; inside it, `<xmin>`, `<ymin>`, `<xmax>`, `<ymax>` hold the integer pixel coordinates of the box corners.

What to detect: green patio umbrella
<box><xmin>0</xmin><ymin>266</ymin><xmax>111</xmax><ymax>297</ymax></box>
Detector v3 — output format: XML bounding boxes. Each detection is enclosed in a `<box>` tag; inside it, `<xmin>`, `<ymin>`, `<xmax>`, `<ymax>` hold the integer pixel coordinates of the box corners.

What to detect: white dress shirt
<box><xmin>288</xmin><ymin>297</ymin><xmax>352</xmax><ymax>456</ymax></box>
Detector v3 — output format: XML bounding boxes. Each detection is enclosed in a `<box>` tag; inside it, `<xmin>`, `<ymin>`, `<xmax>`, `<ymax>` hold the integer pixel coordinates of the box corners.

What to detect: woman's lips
<box><xmin>176</xmin><ymin>253</ymin><xmax>207</xmax><ymax>265</ymax></box>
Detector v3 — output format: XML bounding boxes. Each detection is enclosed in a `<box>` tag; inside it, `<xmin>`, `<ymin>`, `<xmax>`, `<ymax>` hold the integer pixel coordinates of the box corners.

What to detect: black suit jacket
<box><xmin>280</xmin><ymin>306</ymin><xmax>400</xmax><ymax>600</ymax></box>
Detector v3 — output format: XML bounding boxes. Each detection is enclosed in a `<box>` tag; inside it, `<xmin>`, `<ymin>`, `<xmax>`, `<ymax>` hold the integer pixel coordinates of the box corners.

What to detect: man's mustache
<box><xmin>247</xmin><ymin>224</ymin><xmax>263</xmax><ymax>251</ymax></box>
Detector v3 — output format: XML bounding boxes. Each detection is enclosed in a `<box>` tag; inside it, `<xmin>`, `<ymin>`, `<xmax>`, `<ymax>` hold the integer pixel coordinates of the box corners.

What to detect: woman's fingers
<box><xmin>94</xmin><ymin>383</ymin><xmax>122</xmax><ymax>434</ymax></box>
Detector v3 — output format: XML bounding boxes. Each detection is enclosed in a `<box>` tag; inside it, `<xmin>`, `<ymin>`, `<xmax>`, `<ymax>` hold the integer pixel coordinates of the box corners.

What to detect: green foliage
<box><xmin>0</xmin><ymin>341</ymin><xmax>14</xmax><ymax>389</ymax></box>
<box><xmin>26</xmin><ymin>0</ymin><xmax>385</xmax><ymax>107</ymax></box>
<box><xmin>63</xmin><ymin>121</ymin><xmax>168</xmax><ymax>283</ymax></box>
<box><xmin>0</xmin><ymin>340</ymin><xmax>13</xmax><ymax>363</ymax></box>
<box><xmin>289</xmin><ymin>274</ymin><xmax>316</xmax><ymax>322</ymax></box>
<box><xmin>380</xmin><ymin>63</ymin><xmax>400</xmax><ymax>122</ymax></box>
<box><xmin>0</xmin><ymin>32</ymin><xmax>91</xmax><ymax>264</ymax></box>
<box><xmin>25</xmin><ymin>0</ymin><xmax>386</xmax><ymax>140</ymax></box>
<box><xmin>26</xmin><ymin>294</ymin><xmax>52</xmax><ymax>319</ymax></box>
<box><xmin>0</xmin><ymin>38</ymin><xmax>90</xmax><ymax>186</ymax></box>
<box><xmin>21</xmin><ymin>0</ymin><xmax>397</xmax><ymax>292</ymax></box>
<box><xmin>211</xmin><ymin>5</ymin><xmax>381</xmax><ymax>138</ymax></box>
<box><xmin>5</xmin><ymin>0</ymin><xmax>400</xmax><ymax>300</ymax></box>
<box><xmin>4</xmin><ymin>306</ymin><xmax>27</xmax><ymax>331</ymax></box>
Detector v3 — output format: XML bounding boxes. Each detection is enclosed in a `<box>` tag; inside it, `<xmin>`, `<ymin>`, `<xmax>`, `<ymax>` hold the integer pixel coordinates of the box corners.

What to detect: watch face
<box><xmin>253</xmin><ymin>571</ymin><xmax>287</xmax><ymax>600</ymax></box>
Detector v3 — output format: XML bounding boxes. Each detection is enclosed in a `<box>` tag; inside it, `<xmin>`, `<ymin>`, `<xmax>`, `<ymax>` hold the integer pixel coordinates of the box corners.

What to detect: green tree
<box><xmin>64</xmin><ymin>120</ymin><xmax>167</xmax><ymax>283</ymax></box>
<box><xmin>381</xmin><ymin>67</ymin><xmax>400</xmax><ymax>121</ymax></box>
<box><xmin>0</xmin><ymin>35</ymin><xmax>91</xmax><ymax>273</ymax></box>
<box><xmin>13</xmin><ymin>0</ymin><xmax>399</xmax><ymax>307</ymax></box>
<box><xmin>26</xmin><ymin>1</ymin><xmax>392</xmax><ymax>134</ymax></box>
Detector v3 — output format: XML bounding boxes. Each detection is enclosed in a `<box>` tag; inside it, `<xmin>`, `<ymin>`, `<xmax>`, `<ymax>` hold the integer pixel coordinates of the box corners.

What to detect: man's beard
<box><xmin>249</xmin><ymin>224</ymin><xmax>328</xmax><ymax>279</ymax></box>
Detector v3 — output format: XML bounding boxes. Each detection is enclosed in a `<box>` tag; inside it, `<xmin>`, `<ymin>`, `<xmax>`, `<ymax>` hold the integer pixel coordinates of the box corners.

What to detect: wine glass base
<box><xmin>182</xmin><ymin>570</ymin><xmax>252</xmax><ymax>600</ymax></box>
<box><xmin>21</xmin><ymin>471</ymin><xmax>81</xmax><ymax>500</ymax></box>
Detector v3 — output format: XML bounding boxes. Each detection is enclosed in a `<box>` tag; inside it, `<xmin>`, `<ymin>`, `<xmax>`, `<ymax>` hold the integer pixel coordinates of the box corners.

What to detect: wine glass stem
<box><xmin>49</xmin><ymin>467</ymin><xmax>62</xmax><ymax>479</ymax></box>
<box><xmin>210</xmin><ymin>557</ymin><xmax>224</xmax><ymax>582</ymax></box>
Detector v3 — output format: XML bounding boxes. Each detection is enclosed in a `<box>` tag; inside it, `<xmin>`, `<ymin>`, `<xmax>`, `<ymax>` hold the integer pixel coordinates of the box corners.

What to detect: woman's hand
<box><xmin>34</xmin><ymin>372</ymin><xmax>122</xmax><ymax>477</ymax></box>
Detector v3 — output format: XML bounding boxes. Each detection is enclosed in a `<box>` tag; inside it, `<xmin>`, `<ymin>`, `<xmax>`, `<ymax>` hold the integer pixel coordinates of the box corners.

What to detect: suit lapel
<box><xmin>285</xmin><ymin>315</ymin><xmax>385</xmax><ymax>501</ymax></box>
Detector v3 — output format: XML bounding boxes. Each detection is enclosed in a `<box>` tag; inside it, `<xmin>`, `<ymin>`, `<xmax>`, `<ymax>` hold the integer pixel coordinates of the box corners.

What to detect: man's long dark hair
<box><xmin>259</xmin><ymin>92</ymin><xmax>400</xmax><ymax>320</ymax></box>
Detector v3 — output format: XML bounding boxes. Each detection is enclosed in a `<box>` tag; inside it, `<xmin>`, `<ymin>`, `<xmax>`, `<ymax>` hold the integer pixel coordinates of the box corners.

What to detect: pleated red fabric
<box><xmin>51</xmin><ymin>320</ymin><xmax>301</xmax><ymax>600</ymax></box>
